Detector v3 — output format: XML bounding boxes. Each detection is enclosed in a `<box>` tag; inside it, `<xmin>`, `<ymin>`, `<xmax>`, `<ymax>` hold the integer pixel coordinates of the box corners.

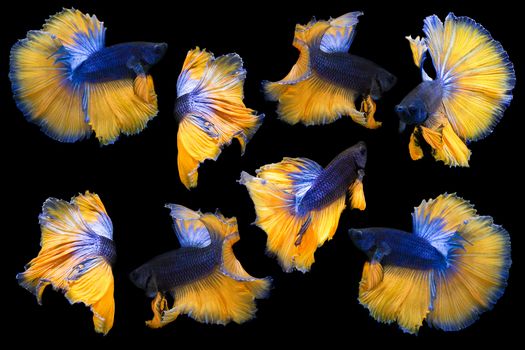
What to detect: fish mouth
<box><xmin>155</xmin><ymin>43</ymin><xmax>168</xmax><ymax>55</ymax></box>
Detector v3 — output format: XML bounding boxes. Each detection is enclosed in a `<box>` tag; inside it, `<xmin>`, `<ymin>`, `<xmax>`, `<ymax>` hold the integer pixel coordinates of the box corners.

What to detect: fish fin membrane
<box><xmin>85</xmin><ymin>76</ymin><xmax>158</xmax><ymax>145</ymax></box>
<box><xmin>240</xmin><ymin>158</ymin><xmax>345</xmax><ymax>273</ymax></box>
<box><xmin>146</xmin><ymin>292</ymin><xmax>178</xmax><ymax>328</ymax></box>
<box><xmin>177</xmin><ymin>47</ymin><xmax>213</xmax><ymax>96</ymax></box>
<box><xmin>406</xmin><ymin>36</ymin><xmax>428</xmax><ymax>69</ymax></box>
<box><xmin>177</xmin><ymin>49</ymin><xmax>263</xmax><ymax>189</ymax></box>
<box><xmin>427</xmin><ymin>215</ymin><xmax>511</xmax><ymax>331</ymax></box>
<box><xmin>165</xmin><ymin>204</ymin><xmax>211</xmax><ymax>248</ymax></box>
<box><xmin>177</xmin><ymin>115</ymin><xmax>221</xmax><ymax>189</ymax></box>
<box><xmin>264</xmin><ymin>68</ymin><xmax>365</xmax><ymax>126</ymax></box>
<box><xmin>221</xmin><ymin>233</ymin><xmax>272</xmax><ymax>297</ymax></box>
<box><xmin>359</xmin><ymin>264</ymin><xmax>433</xmax><ymax>334</ymax></box>
<box><xmin>65</xmin><ymin>260</ymin><xmax>115</xmax><ymax>335</ymax></box>
<box><xmin>9</xmin><ymin>31</ymin><xmax>91</xmax><ymax>142</ymax></box>
<box><xmin>412</xmin><ymin>193</ymin><xmax>476</xmax><ymax>257</ymax></box>
<box><xmin>43</xmin><ymin>8</ymin><xmax>105</xmax><ymax>70</ymax></box>
<box><xmin>421</xmin><ymin>116</ymin><xmax>471</xmax><ymax>167</ymax></box>
<box><xmin>198</xmin><ymin>211</ymin><xmax>239</xmax><ymax>242</ymax></box>
<box><xmin>73</xmin><ymin>191</ymin><xmax>113</xmax><ymax>239</ymax></box>
<box><xmin>409</xmin><ymin>131</ymin><xmax>424</xmax><ymax>160</ymax></box>
<box><xmin>359</xmin><ymin>261</ymin><xmax>383</xmax><ymax>294</ymax></box>
<box><xmin>16</xmin><ymin>192</ymin><xmax>115</xmax><ymax>334</ymax></box>
<box><xmin>161</xmin><ymin>267</ymin><xmax>268</xmax><ymax>326</ymax></box>
<box><xmin>349</xmin><ymin>178</ymin><xmax>366</xmax><ymax>210</ymax></box>
<box><xmin>423</xmin><ymin>13</ymin><xmax>515</xmax><ymax>141</ymax></box>
<box><xmin>320</xmin><ymin>11</ymin><xmax>362</xmax><ymax>53</ymax></box>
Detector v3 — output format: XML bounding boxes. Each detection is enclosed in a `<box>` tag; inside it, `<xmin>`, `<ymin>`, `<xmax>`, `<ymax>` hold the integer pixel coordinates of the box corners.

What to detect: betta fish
<box><xmin>17</xmin><ymin>192</ymin><xmax>116</xmax><ymax>335</ymax></box>
<box><xmin>9</xmin><ymin>8</ymin><xmax>167</xmax><ymax>145</ymax></box>
<box><xmin>396</xmin><ymin>13</ymin><xmax>515</xmax><ymax>166</ymax></box>
<box><xmin>130</xmin><ymin>205</ymin><xmax>271</xmax><ymax>328</ymax></box>
<box><xmin>264</xmin><ymin>12</ymin><xmax>396</xmax><ymax>128</ymax></box>
<box><xmin>174</xmin><ymin>48</ymin><xmax>264</xmax><ymax>189</ymax></box>
<box><xmin>240</xmin><ymin>141</ymin><xmax>367</xmax><ymax>272</ymax></box>
<box><xmin>349</xmin><ymin>193</ymin><xmax>511</xmax><ymax>334</ymax></box>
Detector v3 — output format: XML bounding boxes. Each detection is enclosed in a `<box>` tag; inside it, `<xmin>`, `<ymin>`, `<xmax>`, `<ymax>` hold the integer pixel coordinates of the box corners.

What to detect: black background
<box><xmin>3</xmin><ymin>0</ymin><xmax>522</xmax><ymax>344</ymax></box>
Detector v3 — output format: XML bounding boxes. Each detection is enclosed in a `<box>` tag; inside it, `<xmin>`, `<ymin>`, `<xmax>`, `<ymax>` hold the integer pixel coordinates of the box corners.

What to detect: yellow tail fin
<box><xmin>359</xmin><ymin>265</ymin><xmax>433</xmax><ymax>334</ymax></box>
<box><xmin>86</xmin><ymin>76</ymin><xmax>158</xmax><ymax>145</ymax></box>
<box><xmin>427</xmin><ymin>215</ymin><xmax>511</xmax><ymax>330</ymax></box>
<box><xmin>176</xmin><ymin>48</ymin><xmax>264</xmax><ymax>189</ymax></box>
<box><xmin>9</xmin><ymin>31</ymin><xmax>90</xmax><ymax>142</ymax></box>
<box><xmin>17</xmin><ymin>192</ymin><xmax>115</xmax><ymax>335</ymax></box>
<box><xmin>423</xmin><ymin>13</ymin><xmax>515</xmax><ymax>141</ymax></box>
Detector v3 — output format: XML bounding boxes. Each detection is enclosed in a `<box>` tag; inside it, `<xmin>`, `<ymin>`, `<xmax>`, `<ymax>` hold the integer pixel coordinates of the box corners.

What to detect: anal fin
<box><xmin>409</xmin><ymin>131</ymin><xmax>424</xmax><ymax>160</ymax></box>
<box><xmin>349</xmin><ymin>169</ymin><xmax>366</xmax><ymax>210</ymax></box>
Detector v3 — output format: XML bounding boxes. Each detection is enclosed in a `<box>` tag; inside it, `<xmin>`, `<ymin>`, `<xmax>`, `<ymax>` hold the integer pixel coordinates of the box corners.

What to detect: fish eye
<box><xmin>408</xmin><ymin>105</ymin><xmax>417</xmax><ymax>114</ymax></box>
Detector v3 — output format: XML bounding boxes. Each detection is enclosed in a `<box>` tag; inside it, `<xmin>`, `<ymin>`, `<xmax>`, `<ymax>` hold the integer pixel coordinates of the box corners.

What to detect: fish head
<box><xmin>395</xmin><ymin>85</ymin><xmax>431</xmax><ymax>127</ymax></box>
<box><xmin>129</xmin><ymin>265</ymin><xmax>158</xmax><ymax>298</ymax></box>
<box><xmin>371</xmin><ymin>70</ymin><xmax>397</xmax><ymax>99</ymax></box>
<box><xmin>395</xmin><ymin>99</ymin><xmax>428</xmax><ymax>126</ymax></box>
<box><xmin>350</xmin><ymin>141</ymin><xmax>367</xmax><ymax>170</ymax></box>
<box><xmin>348</xmin><ymin>228</ymin><xmax>376</xmax><ymax>254</ymax></box>
<box><xmin>140</xmin><ymin>42</ymin><xmax>168</xmax><ymax>66</ymax></box>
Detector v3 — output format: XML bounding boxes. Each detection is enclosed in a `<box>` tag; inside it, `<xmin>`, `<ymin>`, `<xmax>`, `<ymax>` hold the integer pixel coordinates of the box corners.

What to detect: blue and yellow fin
<box><xmin>263</xmin><ymin>15</ymin><xmax>373</xmax><ymax>127</ymax></box>
<box><xmin>146</xmin><ymin>208</ymin><xmax>270</xmax><ymax>327</ymax></box>
<box><xmin>176</xmin><ymin>47</ymin><xmax>213</xmax><ymax>96</ymax></box>
<box><xmin>320</xmin><ymin>11</ymin><xmax>362</xmax><ymax>53</ymax></box>
<box><xmin>177</xmin><ymin>49</ymin><xmax>264</xmax><ymax>189</ymax></box>
<box><xmin>9</xmin><ymin>31</ymin><xmax>91</xmax><ymax>142</ymax></box>
<box><xmin>412</xmin><ymin>193</ymin><xmax>476</xmax><ymax>257</ymax></box>
<box><xmin>359</xmin><ymin>263</ymin><xmax>433</xmax><ymax>334</ymax></box>
<box><xmin>413</xmin><ymin>194</ymin><xmax>511</xmax><ymax>331</ymax></box>
<box><xmin>16</xmin><ymin>192</ymin><xmax>115</xmax><ymax>334</ymax></box>
<box><xmin>165</xmin><ymin>204</ymin><xmax>211</xmax><ymax>248</ymax></box>
<box><xmin>405</xmin><ymin>35</ymin><xmax>431</xmax><ymax>81</ymax></box>
<box><xmin>423</xmin><ymin>13</ymin><xmax>515</xmax><ymax>141</ymax></box>
<box><xmin>85</xmin><ymin>75</ymin><xmax>158</xmax><ymax>145</ymax></box>
<box><xmin>421</xmin><ymin>114</ymin><xmax>471</xmax><ymax>167</ymax></box>
<box><xmin>201</xmin><ymin>213</ymin><xmax>272</xmax><ymax>298</ymax></box>
<box><xmin>42</xmin><ymin>8</ymin><xmax>105</xmax><ymax>71</ymax></box>
<box><xmin>240</xmin><ymin>158</ymin><xmax>346</xmax><ymax>272</ymax></box>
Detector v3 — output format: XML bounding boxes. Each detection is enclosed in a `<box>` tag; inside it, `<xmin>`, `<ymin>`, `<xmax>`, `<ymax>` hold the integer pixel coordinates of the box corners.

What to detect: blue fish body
<box><xmin>395</xmin><ymin>80</ymin><xmax>444</xmax><ymax>126</ymax></box>
<box><xmin>298</xmin><ymin>142</ymin><xmax>367</xmax><ymax>215</ymax></box>
<box><xmin>73</xmin><ymin>42</ymin><xmax>167</xmax><ymax>83</ymax></box>
<box><xmin>130</xmin><ymin>241</ymin><xmax>222</xmax><ymax>296</ymax></box>
<box><xmin>350</xmin><ymin>227</ymin><xmax>446</xmax><ymax>270</ymax></box>
<box><xmin>312</xmin><ymin>50</ymin><xmax>397</xmax><ymax>99</ymax></box>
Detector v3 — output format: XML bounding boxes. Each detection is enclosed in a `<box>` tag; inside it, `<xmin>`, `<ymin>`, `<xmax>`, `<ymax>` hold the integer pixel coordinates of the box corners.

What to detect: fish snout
<box><xmin>155</xmin><ymin>42</ymin><xmax>168</xmax><ymax>56</ymax></box>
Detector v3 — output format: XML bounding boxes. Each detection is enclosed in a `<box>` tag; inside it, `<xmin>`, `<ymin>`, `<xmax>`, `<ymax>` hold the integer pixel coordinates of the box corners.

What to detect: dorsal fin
<box><xmin>165</xmin><ymin>204</ymin><xmax>211</xmax><ymax>248</ymax></box>
<box><xmin>320</xmin><ymin>11</ymin><xmax>362</xmax><ymax>53</ymax></box>
<box><xmin>43</xmin><ymin>8</ymin><xmax>106</xmax><ymax>70</ymax></box>
<box><xmin>412</xmin><ymin>193</ymin><xmax>475</xmax><ymax>256</ymax></box>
